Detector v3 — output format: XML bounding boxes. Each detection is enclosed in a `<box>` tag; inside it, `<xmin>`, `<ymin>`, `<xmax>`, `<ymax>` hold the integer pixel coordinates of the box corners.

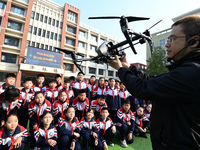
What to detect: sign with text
<box><xmin>26</xmin><ymin>47</ymin><xmax>62</xmax><ymax>68</ymax></box>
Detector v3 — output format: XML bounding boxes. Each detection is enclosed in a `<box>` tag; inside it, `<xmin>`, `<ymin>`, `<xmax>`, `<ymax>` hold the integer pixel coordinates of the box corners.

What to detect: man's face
<box><xmin>123</xmin><ymin>103</ymin><xmax>130</xmax><ymax>112</ymax></box>
<box><xmin>77</xmin><ymin>74</ymin><xmax>84</xmax><ymax>82</ymax></box>
<box><xmin>5</xmin><ymin>77</ymin><xmax>15</xmax><ymax>86</ymax></box>
<box><xmin>78</xmin><ymin>93</ymin><xmax>86</xmax><ymax>101</ymax></box>
<box><xmin>49</xmin><ymin>82</ymin><xmax>57</xmax><ymax>89</ymax></box>
<box><xmin>90</xmin><ymin>77</ymin><xmax>96</xmax><ymax>84</ymax></box>
<box><xmin>165</xmin><ymin>25</ymin><xmax>187</xmax><ymax>62</ymax></box>
<box><xmin>56</xmin><ymin>77</ymin><xmax>62</xmax><ymax>85</ymax></box>
<box><xmin>64</xmin><ymin>82</ymin><xmax>70</xmax><ymax>89</ymax></box>
<box><xmin>99</xmin><ymin>79</ymin><xmax>104</xmax><ymax>86</ymax></box>
<box><xmin>37</xmin><ymin>77</ymin><xmax>45</xmax><ymax>84</ymax></box>
<box><xmin>23</xmin><ymin>81</ymin><xmax>33</xmax><ymax>89</ymax></box>
<box><xmin>110</xmin><ymin>79</ymin><xmax>115</xmax><ymax>87</ymax></box>
<box><xmin>115</xmin><ymin>82</ymin><xmax>119</xmax><ymax>87</ymax></box>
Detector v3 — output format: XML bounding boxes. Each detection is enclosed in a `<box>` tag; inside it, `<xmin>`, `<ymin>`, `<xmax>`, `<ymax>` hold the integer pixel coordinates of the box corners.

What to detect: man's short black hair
<box><xmin>69</xmin><ymin>76</ymin><xmax>75</xmax><ymax>81</ymax></box>
<box><xmin>122</xmin><ymin>99</ymin><xmax>130</xmax><ymax>105</ymax></box>
<box><xmin>79</xmin><ymin>89</ymin><xmax>86</xmax><ymax>94</ymax></box>
<box><xmin>78</xmin><ymin>72</ymin><xmax>84</xmax><ymax>75</ymax></box>
<box><xmin>64</xmin><ymin>78</ymin><xmax>71</xmax><ymax>83</ymax></box>
<box><xmin>5</xmin><ymin>73</ymin><xmax>16</xmax><ymax>79</ymax></box>
<box><xmin>23</xmin><ymin>77</ymin><xmax>33</xmax><ymax>83</ymax></box>
<box><xmin>90</xmin><ymin>75</ymin><xmax>96</xmax><ymax>78</ymax></box>
<box><xmin>101</xmin><ymin>107</ymin><xmax>109</xmax><ymax>112</ymax></box>
<box><xmin>4</xmin><ymin>86</ymin><xmax>20</xmax><ymax>101</ymax></box>
<box><xmin>37</xmin><ymin>74</ymin><xmax>45</xmax><ymax>78</ymax></box>
<box><xmin>109</xmin><ymin>78</ymin><xmax>114</xmax><ymax>81</ymax></box>
<box><xmin>98</xmin><ymin>95</ymin><xmax>106</xmax><ymax>100</ymax></box>
<box><xmin>49</xmin><ymin>79</ymin><xmax>58</xmax><ymax>84</ymax></box>
<box><xmin>105</xmin><ymin>79</ymin><xmax>108</xmax><ymax>82</ymax></box>
<box><xmin>115</xmin><ymin>79</ymin><xmax>119</xmax><ymax>82</ymax></box>
<box><xmin>55</xmin><ymin>74</ymin><xmax>61</xmax><ymax>79</ymax></box>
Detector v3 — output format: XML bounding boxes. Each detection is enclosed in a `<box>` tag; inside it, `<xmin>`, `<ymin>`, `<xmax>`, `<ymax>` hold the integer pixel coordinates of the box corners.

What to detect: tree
<box><xmin>146</xmin><ymin>48</ymin><xmax>168</xmax><ymax>75</ymax></box>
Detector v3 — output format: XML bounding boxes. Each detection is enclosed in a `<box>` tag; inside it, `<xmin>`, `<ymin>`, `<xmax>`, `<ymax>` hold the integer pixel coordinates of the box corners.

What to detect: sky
<box><xmin>56</xmin><ymin>0</ymin><xmax>200</xmax><ymax>64</ymax></box>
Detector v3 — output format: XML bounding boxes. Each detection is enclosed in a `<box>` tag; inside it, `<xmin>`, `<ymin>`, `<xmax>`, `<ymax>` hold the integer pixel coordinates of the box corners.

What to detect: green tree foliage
<box><xmin>146</xmin><ymin>48</ymin><xmax>168</xmax><ymax>75</ymax></box>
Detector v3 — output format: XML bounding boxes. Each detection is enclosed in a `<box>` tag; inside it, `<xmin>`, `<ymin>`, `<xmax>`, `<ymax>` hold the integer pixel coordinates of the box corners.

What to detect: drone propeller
<box><xmin>89</xmin><ymin>16</ymin><xmax>149</xmax><ymax>22</ymax></box>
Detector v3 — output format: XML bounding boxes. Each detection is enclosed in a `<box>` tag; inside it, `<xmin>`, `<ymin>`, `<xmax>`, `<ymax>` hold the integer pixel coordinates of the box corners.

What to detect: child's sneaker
<box><xmin>108</xmin><ymin>141</ymin><xmax>114</xmax><ymax>146</ymax></box>
<box><xmin>120</xmin><ymin>139</ymin><xmax>127</xmax><ymax>148</ymax></box>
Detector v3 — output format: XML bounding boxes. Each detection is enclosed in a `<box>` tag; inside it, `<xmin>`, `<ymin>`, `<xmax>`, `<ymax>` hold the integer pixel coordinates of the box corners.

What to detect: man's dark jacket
<box><xmin>118</xmin><ymin>50</ymin><xmax>200</xmax><ymax>150</ymax></box>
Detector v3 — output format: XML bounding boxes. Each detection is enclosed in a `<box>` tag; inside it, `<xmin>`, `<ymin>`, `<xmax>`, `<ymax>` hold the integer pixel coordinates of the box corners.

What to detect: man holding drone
<box><xmin>109</xmin><ymin>15</ymin><xmax>200</xmax><ymax>150</ymax></box>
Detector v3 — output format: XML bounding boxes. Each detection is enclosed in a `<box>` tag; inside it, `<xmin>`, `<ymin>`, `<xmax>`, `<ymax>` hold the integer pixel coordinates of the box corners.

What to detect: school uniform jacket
<box><xmin>0</xmin><ymin>95</ymin><xmax>22</xmax><ymax>122</ymax></box>
<box><xmin>119</xmin><ymin>90</ymin><xmax>130</xmax><ymax>100</ymax></box>
<box><xmin>56</xmin><ymin>84</ymin><xmax>64</xmax><ymax>92</ymax></box>
<box><xmin>116</xmin><ymin>107</ymin><xmax>135</xmax><ymax>132</ymax></box>
<box><xmin>71</xmin><ymin>80</ymin><xmax>91</xmax><ymax>101</ymax></box>
<box><xmin>0</xmin><ymin>125</ymin><xmax>29</xmax><ymax>150</ymax></box>
<box><xmin>72</xmin><ymin>97</ymin><xmax>89</xmax><ymax>116</ymax></box>
<box><xmin>52</xmin><ymin>99</ymin><xmax>69</xmax><ymax>124</ymax></box>
<box><xmin>62</xmin><ymin>87</ymin><xmax>74</xmax><ymax>104</ymax></box>
<box><xmin>88</xmin><ymin>83</ymin><xmax>98</xmax><ymax>100</ymax></box>
<box><xmin>144</xmin><ymin>111</ymin><xmax>151</xmax><ymax>120</ymax></box>
<box><xmin>90</xmin><ymin>99</ymin><xmax>107</xmax><ymax>114</ymax></box>
<box><xmin>0</xmin><ymin>84</ymin><xmax>6</xmax><ymax>94</ymax></box>
<box><xmin>44</xmin><ymin>88</ymin><xmax>59</xmax><ymax>104</ymax></box>
<box><xmin>34</xmin><ymin>123</ymin><xmax>57</xmax><ymax>147</ymax></box>
<box><xmin>32</xmin><ymin>84</ymin><xmax>47</xmax><ymax>92</ymax></box>
<box><xmin>20</xmin><ymin>88</ymin><xmax>35</xmax><ymax>109</ymax></box>
<box><xmin>106</xmin><ymin>87</ymin><xmax>121</xmax><ymax>110</ymax></box>
<box><xmin>80</xmin><ymin>117</ymin><xmax>99</xmax><ymax>135</ymax></box>
<box><xmin>93</xmin><ymin>86</ymin><xmax>107</xmax><ymax>99</ymax></box>
<box><xmin>28</xmin><ymin>100</ymin><xmax>51</xmax><ymax>126</ymax></box>
<box><xmin>57</xmin><ymin>116</ymin><xmax>81</xmax><ymax>141</ymax></box>
<box><xmin>133</xmin><ymin>112</ymin><xmax>148</xmax><ymax>128</ymax></box>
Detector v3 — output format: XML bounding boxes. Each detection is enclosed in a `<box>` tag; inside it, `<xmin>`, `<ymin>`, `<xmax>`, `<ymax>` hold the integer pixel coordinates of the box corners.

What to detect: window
<box><xmin>78</xmin><ymin>41</ymin><xmax>85</xmax><ymax>49</ymax></box>
<box><xmin>66</xmin><ymin>38</ymin><xmax>75</xmax><ymax>46</ymax></box>
<box><xmin>90</xmin><ymin>45</ymin><xmax>97</xmax><ymax>51</ymax></box>
<box><xmin>44</xmin><ymin>16</ymin><xmax>47</xmax><ymax>23</ymax></box>
<box><xmin>42</xmin><ymin>30</ymin><xmax>46</xmax><ymax>37</ymax></box>
<box><xmin>67</xmin><ymin>10</ymin><xmax>77</xmax><ymax>23</ymax></box>
<box><xmin>58</xmin><ymin>34</ymin><xmax>61</xmax><ymax>42</ymax></box>
<box><xmin>60</xmin><ymin>22</ymin><xmax>63</xmax><ymax>29</ymax></box>
<box><xmin>98</xmin><ymin>60</ymin><xmax>104</xmax><ymax>65</ymax></box>
<box><xmin>100</xmin><ymin>38</ymin><xmax>105</xmax><ymax>44</ymax></box>
<box><xmin>79</xmin><ymin>30</ymin><xmax>86</xmax><ymax>37</ymax></box>
<box><xmin>116</xmin><ymin>72</ymin><xmax>118</xmax><ymax>77</ymax></box>
<box><xmin>50</xmin><ymin>32</ymin><xmax>54</xmax><ymax>40</ymax></box>
<box><xmin>65</xmin><ymin>53</ymin><xmax>71</xmax><ymax>58</ymax></box>
<box><xmin>45</xmin><ymin>45</ymin><xmax>48</xmax><ymax>50</ymax></box>
<box><xmin>46</xmin><ymin>31</ymin><xmax>50</xmax><ymax>38</ymax></box>
<box><xmin>108</xmin><ymin>70</ymin><xmax>114</xmax><ymax>76</ymax></box>
<box><xmin>36</xmin><ymin>43</ymin><xmax>40</xmax><ymax>48</ymax></box>
<box><xmin>0</xmin><ymin>72</ymin><xmax>16</xmax><ymax>82</ymax></box>
<box><xmin>1</xmin><ymin>53</ymin><xmax>17</xmax><ymax>64</ymax></box>
<box><xmin>35</xmin><ymin>13</ymin><xmax>39</xmax><ymax>20</ymax></box>
<box><xmin>64</xmin><ymin>63</ymin><xmax>73</xmax><ymax>71</ymax></box>
<box><xmin>91</xmin><ymin>34</ymin><xmax>97</xmax><ymax>42</ymax></box>
<box><xmin>32</xmin><ymin>42</ymin><xmax>35</xmax><ymax>47</ymax></box>
<box><xmin>48</xmin><ymin>18</ymin><xmax>51</xmax><ymax>25</ymax></box>
<box><xmin>0</xmin><ymin>2</ymin><xmax>6</xmax><ymax>10</ymax></box>
<box><xmin>28</xmin><ymin>25</ymin><xmax>33</xmax><ymax>33</ymax></box>
<box><xmin>31</xmin><ymin>11</ymin><xmax>35</xmax><ymax>19</ymax></box>
<box><xmin>7</xmin><ymin>20</ymin><xmax>22</xmax><ymax>31</ymax></box>
<box><xmin>4</xmin><ymin>36</ymin><xmax>19</xmax><ymax>47</ymax></box>
<box><xmin>53</xmin><ymin>47</ymin><xmax>56</xmax><ymax>52</ymax></box>
<box><xmin>11</xmin><ymin>6</ymin><xmax>25</xmax><ymax>16</ymax></box>
<box><xmin>40</xmin><ymin>14</ymin><xmax>43</xmax><ymax>22</ymax></box>
<box><xmin>67</xmin><ymin>25</ymin><xmax>76</xmax><ymax>34</ymax></box>
<box><xmin>21</xmin><ymin>0</ymin><xmax>29</xmax><ymax>3</ymax></box>
<box><xmin>160</xmin><ymin>39</ymin><xmax>165</xmax><ymax>47</ymax></box>
<box><xmin>26</xmin><ymin>40</ymin><xmax>30</xmax><ymax>48</ymax></box>
<box><xmin>52</xmin><ymin>19</ymin><xmax>55</xmax><ymax>26</ymax></box>
<box><xmin>89</xmin><ymin>56</ymin><xmax>95</xmax><ymax>63</ymax></box>
<box><xmin>89</xmin><ymin>67</ymin><xmax>96</xmax><ymax>74</ymax></box>
<box><xmin>33</xmin><ymin>27</ymin><xmax>37</xmax><ymax>35</ymax></box>
<box><xmin>99</xmin><ymin>69</ymin><xmax>104</xmax><ymax>75</ymax></box>
<box><xmin>38</xmin><ymin>28</ymin><xmax>41</xmax><ymax>36</ymax></box>
<box><xmin>41</xmin><ymin>44</ymin><xmax>44</xmax><ymax>49</ymax></box>
<box><xmin>54</xmin><ymin>33</ymin><xmax>57</xmax><ymax>41</ymax></box>
<box><xmin>49</xmin><ymin>46</ymin><xmax>52</xmax><ymax>51</ymax></box>
<box><xmin>56</xmin><ymin>20</ymin><xmax>59</xmax><ymax>27</ymax></box>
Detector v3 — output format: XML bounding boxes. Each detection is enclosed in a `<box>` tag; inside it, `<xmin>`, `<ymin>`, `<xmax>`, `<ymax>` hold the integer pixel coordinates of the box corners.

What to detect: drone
<box><xmin>56</xmin><ymin>16</ymin><xmax>162</xmax><ymax>74</ymax></box>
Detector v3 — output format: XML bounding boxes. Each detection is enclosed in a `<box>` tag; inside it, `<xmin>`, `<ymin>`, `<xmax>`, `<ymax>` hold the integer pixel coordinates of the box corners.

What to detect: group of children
<box><xmin>0</xmin><ymin>72</ymin><xmax>152</xmax><ymax>150</ymax></box>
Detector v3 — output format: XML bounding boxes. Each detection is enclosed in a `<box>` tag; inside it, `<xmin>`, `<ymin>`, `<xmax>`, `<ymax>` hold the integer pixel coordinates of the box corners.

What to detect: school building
<box><xmin>0</xmin><ymin>0</ymin><xmax>120</xmax><ymax>87</ymax></box>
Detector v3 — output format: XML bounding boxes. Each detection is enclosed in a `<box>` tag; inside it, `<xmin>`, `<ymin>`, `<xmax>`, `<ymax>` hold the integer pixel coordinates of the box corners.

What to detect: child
<box><xmin>71</xmin><ymin>72</ymin><xmax>90</xmax><ymax>101</ymax></box>
<box><xmin>0</xmin><ymin>73</ymin><xmax>16</xmax><ymax>94</ymax></box>
<box><xmin>69</xmin><ymin>76</ymin><xmax>75</xmax><ymax>84</ymax></box>
<box><xmin>80</xmin><ymin>109</ymin><xmax>102</xmax><ymax>150</ymax></box>
<box><xmin>106</xmin><ymin>78</ymin><xmax>121</xmax><ymax>123</ymax></box>
<box><xmin>44</xmin><ymin>79</ymin><xmax>59</xmax><ymax>105</ymax></box>
<box><xmin>116</xmin><ymin>100</ymin><xmax>135</xmax><ymax>148</ymax></box>
<box><xmin>53</xmin><ymin>91</ymin><xmax>69</xmax><ymax>125</ymax></box>
<box><xmin>129</xmin><ymin>96</ymin><xmax>140</xmax><ymax>112</ymax></box>
<box><xmin>55</xmin><ymin>74</ymin><xmax>64</xmax><ymax>92</ymax></box>
<box><xmin>133</xmin><ymin>107</ymin><xmax>149</xmax><ymax>138</ymax></box>
<box><xmin>93</xmin><ymin>77</ymin><xmax>107</xmax><ymax>100</ymax></box>
<box><xmin>144</xmin><ymin>103</ymin><xmax>152</xmax><ymax>129</ymax></box>
<box><xmin>34</xmin><ymin>111</ymin><xmax>58</xmax><ymax>150</ymax></box>
<box><xmin>88</xmin><ymin>75</ymin><xmax>98</xmax><ymax>101</ymax></box>
<box><xmin>104</xmin><ymin>80</ymin><xmax>109</xmax><ymax>88</ymax></box>
<box><xmin>33</xmin><ymin>74</ymin><xmax>47</xmax><ymax>92</ymax></box>
<box><xmin>115</xmin><ymin>79</ymin><xmax>120</xmax><ymax>92</ymax></box>
<box><xmin>96</xmin><ymin>107</ymin><xmax>116</xmax><ymax>149</ymax></box>
<box><xmin>19</xmin><ymin>78</ymin><xmax>35</xmax><ymax>128</ymax></box>
<box><xmin>72</xmin><ymin>90</ymin><xmax>89</xmax><ymax>120</ymax></box>
<box><xmin>0</xmin><ymin>86</ymin><xmax>22</xmax><ymax>128</ymax></box>
<box><xmin>28</xmin><ymin>91</ymin><xmax>51</xmax><ymax>149</ymax></box>
<box><xmin>119</xmin><ymin>82</ymin><xmax>130</xmax><ymax>106</ymax></box>
<box><xmin>62</xmin><ymin>78</ymin><xmax>74</xmax><ymax>106</ymax></box>
<box><xmin>0</xmin><ymin>113</ymin><xmax>29</xmax><ymax>150</ymax></box>
<box><xmin>90</xmin><ymin>95</ymin><xmax>108</xmax><ymax>119</ymax></box>
<box><xmin>57</xmin><ymin>107</ymin><xmax>81</xmax><ymax>150</ymax></box>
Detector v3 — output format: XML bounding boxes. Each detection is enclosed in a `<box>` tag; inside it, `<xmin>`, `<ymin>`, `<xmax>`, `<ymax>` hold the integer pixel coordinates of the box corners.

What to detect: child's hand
<box><xmin>103</xmin><ymin>142</ymin><xmax>108</xmax><ymax>150</ymax></box>
<box><xmin>92</xmin><ymin>132</ymin><xmax>97</xmax><ymax>138</ymax></box>
<box><xmin>47</xmin><ymin>139</ymin><xmax>57</xmax><ymax>147</ymax></box>
<box><xmin>1</xmin><ymin>121</ymin><xmax>5</xmax><ymax>127</ymax></box>
<box><xmin>33</xmin><ymin>124</ymin><xmax>38</xmax><ymax>130</ymax></box>
<box><xmin>70</xmin><ymin>141</ymin><xmax>75</xmax><ymax>150</ymax></box>
<box><xmin>143</xmin><ymin>128</ymin><xmax>147</xmax><ymax>133</ymax></box>
<box><xmin>127</xmin><ymin>132</ymin><xmax>132</xmax><ymax>141</ymax></box>
<box><xmin>111</xmin><ymin>126</ymin><xmax>116</xmax><ymax>133</ymax></box>
<box><xmin>14</xmin><ymin>137</ymin><xmax>22</xmax><ymax>148</ymax></box>
<box><xmin>73</xmin><ymin>132</ymin><xmax>80</xmax><ymax>138</ymax></box>
<box><xmin>127</xmin><ymin>121</ymin><xmax>131</xmax><ymax>126</ymax></box>
<box><xmin>94</xmin><ymin>138</ymin><xmax>98</xmax><ymax>146</ymax></box>
<box><xmin>138</xmin><ymin>127</ymin><xmax>143</xmax><ymax>132</ymax></box>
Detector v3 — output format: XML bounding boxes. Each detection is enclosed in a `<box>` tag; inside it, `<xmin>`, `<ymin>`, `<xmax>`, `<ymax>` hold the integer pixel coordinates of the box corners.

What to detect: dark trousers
<box><xmin>119</xmin><ymin>124</ymin><xmax>134</xmax><ymax>143</ymax></box>
<box><xmin>108</xmin><ymin>110</ymin><xmax>117</xmax><ymax>123</ymax></box>
<box><xmin>75</xmin><ymin>110</ymin><xmax>86</xmax><ymax>120</ymax></box>
<box><xmin>82</xmin><ymin>130</ymin><xmax>103</xmax><ymax>150</ymax></box>
<box><xmin>100</xmin><ymin>127</ymin><xmax>116</xmax><ymax>143</ymax></box>
<box><xmin>35</xmin><ymin>145</ymin><xmax>58</xmax><ymax>150</ymax></box>
<box><xmin>12</xmin><ymin>142</ymin><xmax>25</xmax><ymax>150</ymax></box>
<box><xmin>58</xmin><ymin>135</ymin><xmax>81</xmax><ymax>150</ymax></box>
<box><xmin>18</xmin><ymin>108</ymin><xmax>29</xmax><ymax>128</ymax></box>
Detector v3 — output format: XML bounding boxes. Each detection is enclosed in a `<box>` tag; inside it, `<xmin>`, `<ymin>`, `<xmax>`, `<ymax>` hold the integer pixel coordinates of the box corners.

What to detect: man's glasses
<box><xmin>166</xmin><ymin>35</ymin><xmax>187</xmax><ymax>44</ymax></box>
